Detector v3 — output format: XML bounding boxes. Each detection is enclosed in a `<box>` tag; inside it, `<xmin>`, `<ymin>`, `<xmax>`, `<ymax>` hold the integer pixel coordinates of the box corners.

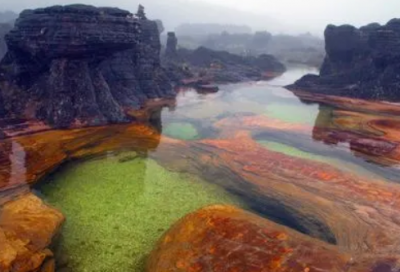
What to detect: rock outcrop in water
<box><xmin>163</xmin><ymin>32</ymin><xmax>286</xmax><ymax>88</ymax></box>
<box><xmin>287</xmin><ymin>20</ymin><xmax>400</xmax><ymax>101</ymax></box>
<box><xmin>0</xmin><ymin>5</ymin><xmax>174</xmax><ymax>128</ymax></box>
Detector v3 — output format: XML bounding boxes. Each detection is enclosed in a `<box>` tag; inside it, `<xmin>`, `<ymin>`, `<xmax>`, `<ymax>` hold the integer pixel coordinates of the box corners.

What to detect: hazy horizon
<box><xmin>1</xmin><ymin>0</ymin><xmax>399</xmax><ymax>35</ymax></box>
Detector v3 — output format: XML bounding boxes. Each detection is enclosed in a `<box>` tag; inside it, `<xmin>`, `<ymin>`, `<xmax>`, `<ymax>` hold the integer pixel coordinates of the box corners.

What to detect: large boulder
<box><xmin>287</xmin><ymin>19</ymin><xmax>400</xmax><ymax>101</ymax></box>
<box><xmin>0</xmin><ymin>5</ymin><xmax>174</xmax><ymax>128</ymax></box>
<box><xmin>0</xmin><ymin>193</ymin><xmax>64</xmax><ymax>272</ymax></box>
<box><xmin>148</xmin><ymin>205</ymin><xmax>389</xmax><ymax>272</ymax></box>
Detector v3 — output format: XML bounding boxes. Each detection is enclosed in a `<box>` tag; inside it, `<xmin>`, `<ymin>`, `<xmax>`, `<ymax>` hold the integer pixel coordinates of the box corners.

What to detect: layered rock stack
<box><xmin>287</xmin><ymin>19</ymin><xmax>400</xmax><ymax>101</ymax></box>
<box><xmin>0</xmin><ymin>23</ymin><xmax>11</xmax><ymax>60</ymax></box>
<box><xmin>0</xmin><ymin>5</ymin><xmax>174</xmax><ymax>128</ymax></box>
<box><xmin>165</xmin><ymin>32</ymin><xmax>178</xmax><ymax>58</ymax></box>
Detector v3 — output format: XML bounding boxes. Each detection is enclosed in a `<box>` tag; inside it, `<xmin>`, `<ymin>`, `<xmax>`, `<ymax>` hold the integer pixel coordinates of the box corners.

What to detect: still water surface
<box><xmin>36</xmin><ymin>66</ymin><xmax>400</xmax><ymax>271</ymax></box>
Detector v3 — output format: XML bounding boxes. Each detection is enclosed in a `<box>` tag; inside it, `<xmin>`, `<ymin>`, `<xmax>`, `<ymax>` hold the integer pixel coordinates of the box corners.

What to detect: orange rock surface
<box><xmin>148</xmin><ymin>205</ymin><xmax>354</xmax><ymax>272</ymax></box>
<box><xmin>148</xmin><ymin>205</ymin><xmax>398</xmax><ymax>272</ymax></box>
<box><xmin>152</xmin><ymin>133</ymin><xmax>400</xmax><ymax>256</ymax></box>
<box><xmin>0</xmin><ymin>193</ymin><xmax>64</xmax><ymax>272</ymax></box>
<box><xmin>0</xmin><ymin>113</ymin><xmax>400</xmax><ymax>270</ymax></box>
<box><xmin>0</xmin><ymin>123</ymin><xmax>161</xmax><ymax>202</ymax></box>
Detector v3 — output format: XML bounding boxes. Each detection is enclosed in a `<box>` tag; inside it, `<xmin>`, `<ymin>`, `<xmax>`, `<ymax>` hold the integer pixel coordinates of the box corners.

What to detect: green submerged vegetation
<box><xmin>163</xmin><ymin>122</ymin><xmax>200</xmax><ymax>140</ymax></box>
<box><xmin>41</xmin><ymin>152</ymin><xmax>246</xmax><ymax>272</ymax></box>
<box><xmin>265</xmin><ymin>103</ymin><xmax>318</xmax><ymax>125</ymax></box>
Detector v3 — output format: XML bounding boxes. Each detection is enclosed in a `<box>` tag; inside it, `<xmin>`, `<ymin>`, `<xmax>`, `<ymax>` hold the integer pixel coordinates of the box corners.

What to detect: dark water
<box><xmin>39</xmin><ymin>66</ymin><xmax>399</xmax><ymax>272</ymax></box>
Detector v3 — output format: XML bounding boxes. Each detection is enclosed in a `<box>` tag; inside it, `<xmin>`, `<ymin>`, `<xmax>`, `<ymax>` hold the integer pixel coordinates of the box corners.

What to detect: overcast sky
<box><xmin>0</xmin><ymin>0</ymin><xmax>399</xmax><ymax>35</ymax></box>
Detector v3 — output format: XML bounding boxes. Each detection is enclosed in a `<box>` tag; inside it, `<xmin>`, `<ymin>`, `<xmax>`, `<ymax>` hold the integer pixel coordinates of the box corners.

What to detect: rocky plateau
<box><xmin>288</xmin><ymin>19</ymin><xmax>400</xmax><ymax>101</ymax></box>
<box><xmin>0</xmin><ymin>5</ymin><xmax>175</xmax><ymax>128</ymax></box>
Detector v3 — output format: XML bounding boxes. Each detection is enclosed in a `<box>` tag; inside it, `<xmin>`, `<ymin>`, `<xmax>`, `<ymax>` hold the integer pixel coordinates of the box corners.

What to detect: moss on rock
<box><xmin>40</xmin><ymin>155</ymin><xmax>245</xmax><ymax>272</ymax></box>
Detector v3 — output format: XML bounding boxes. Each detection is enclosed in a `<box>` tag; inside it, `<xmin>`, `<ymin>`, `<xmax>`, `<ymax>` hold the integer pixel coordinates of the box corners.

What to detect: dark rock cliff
<box><xmin>0</xmin><ymin>5</ymin><xmax>174</xmax><ymax>128</ymax></box>
<box><xmin>0</xmin><ymin>23</ymin><xmax>12</xmax><ymax>60</ymax></box>
<box><xmin>287</xmin><ymin>20</ymin><xmax>400</xmax><ymax>101</ymax></box>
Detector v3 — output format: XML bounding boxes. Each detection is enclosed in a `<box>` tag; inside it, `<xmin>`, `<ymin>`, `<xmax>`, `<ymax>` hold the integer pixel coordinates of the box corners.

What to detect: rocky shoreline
<box><xmin>2</xmin><ymin>105</ymin><xmax>400</xmax><ymax>271</ymax></box>
<box><xmin>163</xmin><ymin>32</ymin><xmax>286</xmax><ymax>89</ymax></box>
<box><xmin>3</xmin><ymin>3</ymin><xmax>400</xmax><ymax>272</ymax></box>
<box><xmin>0</xmin><ymin>5</ymin><xmax>286</xmax><ymax>130</ymax></box>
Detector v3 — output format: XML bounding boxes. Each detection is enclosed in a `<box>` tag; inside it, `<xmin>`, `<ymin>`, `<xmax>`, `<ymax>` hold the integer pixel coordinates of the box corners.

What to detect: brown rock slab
<box><xmin>0</xmin><ymin>193</ymin><xmax>64</xmax><ymax>272</ymax></box>
<box><xmin>148</xmin><ymin>205</ymin><xmax>379</xmax><ymax>272</ymax></box>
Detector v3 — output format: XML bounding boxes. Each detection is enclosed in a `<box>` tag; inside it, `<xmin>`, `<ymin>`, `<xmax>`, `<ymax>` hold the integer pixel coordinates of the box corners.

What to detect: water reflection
<box><xmin>158</xmin><ymin>66</ymin><xmax>400</xmax><ymax>181</ymax></box>
<box><xmin>9</xmin><ymin>140</ymin><xmax>26</xmax><ymax>185</ymax></box>
<box><xmin>1</xmin><ymin>66</ymin><xmax>399</xmax><ymax>198</ymax></box>
<box><xmin>0</xmin><ymin>138</ymin><xmax>29</xmax><ymax>203</ymax></box>
<box><xmin>2</xmin><ymin>67</ymin><xmax>400</xmax><ymax>271</ymax></box>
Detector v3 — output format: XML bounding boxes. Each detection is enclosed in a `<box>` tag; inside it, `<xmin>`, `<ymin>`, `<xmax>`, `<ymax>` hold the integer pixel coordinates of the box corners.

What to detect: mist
<box><xmin>0</xmin><ymin>0</ymin><xmax>399</xmax><ymax>35</ymax></box>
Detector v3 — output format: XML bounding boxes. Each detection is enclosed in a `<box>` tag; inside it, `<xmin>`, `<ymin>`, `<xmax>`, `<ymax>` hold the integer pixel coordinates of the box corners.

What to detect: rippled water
<box><xmin>36</xmin><ymin>66</ymin><xmax>400</xmax><ymax>271</ymax></box>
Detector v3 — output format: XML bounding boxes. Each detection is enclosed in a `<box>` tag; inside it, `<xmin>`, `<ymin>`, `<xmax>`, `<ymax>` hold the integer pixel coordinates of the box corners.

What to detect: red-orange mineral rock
<box><xmin>148</xmin><ymin>205</ymin><xmax>356</xmax><ymax>272</ymax></box>
<box><xmin>0</xmin><ymin>193</ymin><xmax>64</xmax><ymax>272</ymax></box>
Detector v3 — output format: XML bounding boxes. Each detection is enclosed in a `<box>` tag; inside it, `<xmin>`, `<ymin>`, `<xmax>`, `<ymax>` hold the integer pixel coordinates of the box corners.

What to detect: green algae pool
<box><xmin>163</xmin><ymin>122</ymin><xmax>200</xmax><ymax>140</ymax></box>
<box><xmin>40</xmin><ymin>153</ymin><xmax>247</xmax><ymax>272</ymax></box>
<box><xmin>264</xmin><ymin>103</ymin><xmax>319</xmax><ymax>125</ymax></box>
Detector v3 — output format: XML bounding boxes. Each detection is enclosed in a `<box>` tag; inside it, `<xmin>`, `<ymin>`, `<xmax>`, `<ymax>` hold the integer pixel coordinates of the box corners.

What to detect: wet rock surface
<box><xmin>0</xmin><ymin>193</ymin><xmax>64</xmax><ymax>272</ymax></box>
<box><xmin>0</xmin><ymin>5</ymin><xmax>174</xmax><ymax>128</ymax></box>
<box><xmin>288</xmin><ymin>19</ymin><xmax>400</xmax><ymax>101</ymax></box>
<box><xmin>148</xmin><ymin>205</ymin><xmax>390</xmax><ymax>272</ymax></box>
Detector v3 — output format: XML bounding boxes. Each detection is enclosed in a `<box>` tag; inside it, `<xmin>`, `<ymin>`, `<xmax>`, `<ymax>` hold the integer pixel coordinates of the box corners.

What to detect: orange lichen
<box><xmin>147</xmin><ymin>205</ymin><xmax>358</xmax><ymax>272</ymax></box>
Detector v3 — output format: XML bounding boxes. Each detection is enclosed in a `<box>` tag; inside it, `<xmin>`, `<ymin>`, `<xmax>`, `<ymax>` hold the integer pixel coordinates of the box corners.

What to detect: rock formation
<box><xmin>165</xmin><ymin>32</ymin><xmax>178</xmax><ymax>58</ymax></box>
<box><xmin>0</xmin><ymin>23</ymin><xmax>12</xmax><ymax>60</ymax></box>
<box><xmin>148</xmin><ymin>205</ymin><xmax>386</xmax><ymax>272</ymax></box>
<box><xmin>0</xmin><ymin>5</ymin><xmax>174</xmax><ymax>128</ymax></box>
<box><xmin>163</xmin><ymin>32</ymin><xmax>286</xmax><ymax>87</ymax></box>
<box><xmin>287</xmin><ymin>20</ymin><xmax>400</xmax><ymax>101</ymax></box>
<box><xmin>1</xmin><ymin>107</ymin><xmax>400</xmax><ymax>270</ymax></box>
<box><xmin>0</xmin><ymin>193</ymin><xmax>64</xmax><ymax>272</ymax></box>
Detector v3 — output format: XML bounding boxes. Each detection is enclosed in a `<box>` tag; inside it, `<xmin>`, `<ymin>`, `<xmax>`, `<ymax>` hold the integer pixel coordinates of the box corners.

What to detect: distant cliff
<box><xmin>0</xmin><ymin>23</ymin><xmax>11</xmax><ymax>59</ymax></box>
<box><xmin>0</xmin><ymin>5</ymin><xmax>174</xmax><ymax>128</ymax></box>
<box><xmin>163</xmin><ymin>32</ymin><xmax>286</xmax><ymax>86</ymax></box>
<box><xmin>287</xmin><ymin>20</ymin><xmax>400</xmax><ymax>101</ymax></box>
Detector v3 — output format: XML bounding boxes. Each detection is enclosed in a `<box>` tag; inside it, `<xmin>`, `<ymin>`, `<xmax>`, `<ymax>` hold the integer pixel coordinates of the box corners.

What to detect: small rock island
<box><xmin>287</xmin><ymin>20</ymin><xmax>400</xmax><ymax>101</ymax></box>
